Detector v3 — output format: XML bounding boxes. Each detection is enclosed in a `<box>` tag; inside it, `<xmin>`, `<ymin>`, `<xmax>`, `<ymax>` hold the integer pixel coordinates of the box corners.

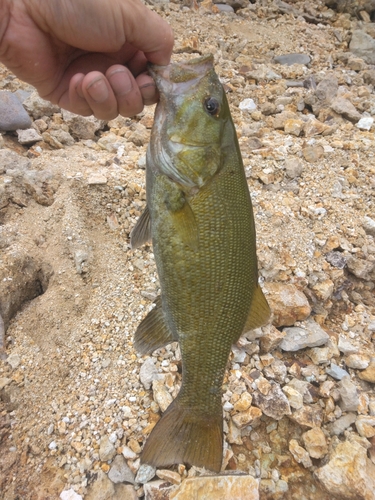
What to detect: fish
<box><xmin>130</xmin><ymin>54</ymin><xmax>270</xmax><ymax>472</ymax></box>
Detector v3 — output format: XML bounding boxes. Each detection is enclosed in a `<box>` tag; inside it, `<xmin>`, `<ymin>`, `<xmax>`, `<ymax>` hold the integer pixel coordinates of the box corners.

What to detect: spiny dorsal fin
<box><xmin>130</xmin><ymin>206</ymin><xmax>151</xmax><ymax>249</ymax></box>
<box><xmin>243</xmin><ymin>285</ymin><xmax>271</xmax><ymax>333</ymax></box>
<box><xmin>134</xmin><ymin>296</ymin><xmax>177</xmax><ymax>355</ymax></box>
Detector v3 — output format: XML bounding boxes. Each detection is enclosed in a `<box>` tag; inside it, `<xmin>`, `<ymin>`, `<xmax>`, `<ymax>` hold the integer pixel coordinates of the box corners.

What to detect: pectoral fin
<box><xmin>134</xmin><ymin>296</ymin><xmax>177</xmax><ymax>355</ymax></box>
<box><xmin>243</xmin><ymin>285</ymin><xmax>271</xmax><ymax>333</ymax></box>
<box><xmin>172</xmin><ymin>201</ymin><xmax>199</xmax><ymax>252</ymax></box>
<box><xmin>130</xmin><ymin>206</ymin><xmax>151</xmax><ymax>249</ymax></box>
<box><xmin>160</xmin><ymin>175</ymin><xmax>199</xmax><ymax>252</ymax></box>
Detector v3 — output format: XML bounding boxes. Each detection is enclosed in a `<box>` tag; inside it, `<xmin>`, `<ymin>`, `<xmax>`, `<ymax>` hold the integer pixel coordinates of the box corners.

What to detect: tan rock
<box><xmin>260</xmin><ymin>324</ymin><xmax>286</xmax><ymax>353</ymax></box>
<box><xmin>289</xmin><ymin>404</ymin><xmax>324</xmax><ymax>428</ymax></box>
<box><xmin>315</xmin><ymin>441</ymin><xmax>375</xmax><ymax>500</ymax></box>
<box><xmin>283</xmin><ymin>386</ymin><xmax>303</xmax><ymax>410</ymax></box>
<box><xmin>358</xmin><ymin>362</ymin><xmax>375</xmax><ymax>383</ymax></box>
<box><xmin>227</xmin><ymin>418</ymin><xmax>243</xmax><ymax>445</ymax></box>
<box><xmin>284</xmin><ymin>119</ymin><xmax>304</xmax><ymax>137</ymax></box>
<box><xmin>302</xmin><ymin>144</ymin><xmax>324</xmax><ymax>163</ymax></box>
<box><xmin>114</xmin><ymin>484</ymin><xmax>138</xmax><ymax>500</ymax></box>
<box><xmin>345</xmin><ymin>353</ymin><xmax>371</xmax><ymax>370</ymax></box>
<box><xmin>127</xmin><ymin>438</ymin><xmax>142</xmax><ymax>454</ymax></box>
<box><xmin>304</xmin><ymin>117</ymin><xmax>330</xmax><ymax>137</ymax></box>
<box><xmin>256</xmin><ymin>377</ymin><xmax>272</xmax><ymax>396</ymax></box>
<box><xmin>71</xmin><ymin>441</ymin><xmax>85</xmax><ymax>454</ymax></box>
<box><xmin>156</xmin><ymin>469</ymin><xmax>182</xmax><ymax>485</ymax></box>
<box><xmin>253</xmin><ymin>381</ymin><xmax>291</xmax><ymax>420</ymax></box>
<box><xmin>319</xmin><ymin>380</ymin><xmax>335</xmax><ymax>398</ymax></box>
<box><xmin>302</xmin><ymin>428</ymin><xmax>328</xmax><ymax>459</ymax></box>
<box><xmin>152</xmin><ymin>380</ymin><xmax>173</xmax><ymax>412</ymax></box>
<box><xmin>258</xmin><ymin>170</ymin><xmax>275</xmax><ymax>185</ymax></box>
<box><xmin>232</xmin><ymin>406</ymin><xmax>262</xmax><ymax>429</ymax></box>
<box><xmin>273</xmin><ymin>111</ymin><xmax>299</xmax><ymax>130</ymax></box>
<box><xmin>259</xmin><ymin>353</ymin><xmax>274</xmax><ymax>367</ymax></box>
<box><xmin>263</xmin><ymin>282</ymin><xmax>311</xmax><ymax>327</ymax></box>
<box><xmin>289</xmin><ymin>439</ymin><xmax>312</xmax><ymax>468</ymax></box>
<box><xmin>85</xmin><ymin>470</ymin><xmax>114</xmax><ymax>500</ymax></box>
<box><xmin>311</xmin><ymin>279</ymin><xmax>334</xmax><ymax>301</ymax></box>
<box><xmin>323</xmin><ymin>235</ymin><xmax>340</xmax><ymax>253</ymax></box>
<box><xmin>99</xmin><ymin>436</ymin><xmax>116</xmax><ymax>462</ymax></box>
<box><xmin>233</xmin><ymin>391</ymin><xmax>252</xmax><ymax>412</ymax></box>
<box><xmin>144</xmin><ymin>480</ymin><xmax>177</xmax><ymax>500</ymax></box>
<box><xmin>169</xmin><ymin>475</ymin><xmax>259</xmax><ymax>500</ymax></box>
<box><xmin>306</xmin><ymin>346</ymin><xmax>333</xmax><ymax>365</ymax></box>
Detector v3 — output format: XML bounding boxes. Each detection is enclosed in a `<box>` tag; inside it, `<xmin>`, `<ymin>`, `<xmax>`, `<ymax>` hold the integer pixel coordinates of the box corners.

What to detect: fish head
<box><xmin>149</xmin><ymin>55</ymin><xmax>230</xmax><ymax>191</ymax></box>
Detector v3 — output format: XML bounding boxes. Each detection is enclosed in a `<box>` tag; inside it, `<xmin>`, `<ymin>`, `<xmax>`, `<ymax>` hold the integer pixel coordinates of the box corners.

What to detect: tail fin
<box><xmin>141</xmin><ymin>398</ymin><xmax>223</xmax><ymax>472</ymax></box>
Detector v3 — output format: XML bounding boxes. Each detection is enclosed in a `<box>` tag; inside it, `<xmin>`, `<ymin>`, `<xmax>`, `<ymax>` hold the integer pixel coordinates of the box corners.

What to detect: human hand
<box><xmin>0</xmin><ymin>0</ymin><xmax>174</xmax><ymax>119</ymax></box>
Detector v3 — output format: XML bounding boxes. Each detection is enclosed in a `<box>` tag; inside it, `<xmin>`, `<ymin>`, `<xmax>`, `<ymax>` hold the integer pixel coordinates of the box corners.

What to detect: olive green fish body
<box><xmin>131</xmin><ymin>55</ymin><xmax>270</xmax><ymax>472</ymax></box>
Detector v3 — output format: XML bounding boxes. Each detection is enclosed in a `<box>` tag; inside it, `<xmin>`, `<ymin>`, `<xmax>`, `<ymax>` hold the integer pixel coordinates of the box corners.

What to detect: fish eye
<box><xmin>204</xmin><ymin>97</ymin><xmax>220</xmax><ymax>116</ymax></box>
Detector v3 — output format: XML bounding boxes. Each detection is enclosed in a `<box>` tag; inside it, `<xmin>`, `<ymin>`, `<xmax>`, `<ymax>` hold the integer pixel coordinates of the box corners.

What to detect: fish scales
<box><xmin>130</xmin><ymin>54</ymin><xmax>270</xmax><ymax>472</ymax></box>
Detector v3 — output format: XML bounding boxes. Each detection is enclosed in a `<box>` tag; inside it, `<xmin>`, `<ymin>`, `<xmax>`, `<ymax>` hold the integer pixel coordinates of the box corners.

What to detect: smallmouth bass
<box><xmin>131</xmin><ymin>54</ymin><xmax>270</xmax><ymax>472</ymax></box>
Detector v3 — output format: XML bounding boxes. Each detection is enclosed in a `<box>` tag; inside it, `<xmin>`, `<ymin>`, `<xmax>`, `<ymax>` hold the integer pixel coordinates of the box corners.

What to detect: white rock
<box><xmin>140</xmin><ymin>357</ymin><xmax>162</xmax><ymax>390</ymax></box>
<box><xmin>231</xmin><ymin>345</ymin><xmax>247</xmax><ymax>363</ymax></box>
<box><xmin>280</xmin><ymin>320</ymin><xmax>329</xmax><ymax>352</ymax></box>
<box><xmin>17</xmin><ymin>128</ymin><xmax>42</xmax><ymax>144</ymax></box>
<box><xmin>7</xmin><ymin>353</ymin><xmax>21</xmax><ymax>369</ymax></box>
<box><xmin>60</xmin><ymin>489</ymin><xmax>83</xmax><ymax>500</ymax></box>
<box><xmin>338</xmin><ymin>376</ymin><xmax>359</xmax><ymax>412</ymax></box>
<box><xmin>326</xmin><ymin>362</ymin><xmax>349</xmax><ymax>380</ymax></box>
<box><xmin>356</xmin><ymin>116</ymin><xmax>374</xmax><ymax>130</ymax></box>
<box><xmin>108</xmin><ymin>455</ymin><xmax>135</xmax><ymax>484</ymax></box>
<box><xmin>239</xmin><ymin>98</ymin><xmax>257</xmax><ymax>112</ymax></box>
<box><xmin>135</xmin><ymin>463</ymin><xmax>156</xmax><ymax>484</ymax></box>
<box><xmin>122</xmin><ymin>445</ymin><xmax>137</xmax><ymax>460</ymax></box>
<box><xmin>87</xmin><ymin>173</ymin><xmax>108</xmax><ymax>185</ymax></box>
<box><xmin>363</xmin><ymin>216</ymin><xmax>375</xmax><ymax>237</ymax></box>
<box><xmin>99</xmin><ymin>435</ymin><xmax>116</xmax><ymax>461</ymax></box>
<box><xmin>338</xmin><ymin>336</ymin><xmax>358</xmax><ymax>355</ymax></box>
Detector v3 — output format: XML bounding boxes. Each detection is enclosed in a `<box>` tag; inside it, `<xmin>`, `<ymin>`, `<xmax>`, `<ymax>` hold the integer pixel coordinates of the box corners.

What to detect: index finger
<box><xmin>119</xmin><ymin>0</ymin><xmax>174</xmax><ymax>65</ymax></box>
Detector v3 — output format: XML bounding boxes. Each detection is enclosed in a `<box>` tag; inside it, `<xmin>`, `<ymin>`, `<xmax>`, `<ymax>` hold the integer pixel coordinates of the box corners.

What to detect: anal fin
<box><xmin>243</xmin><ymin>285</ymin><xmax>271</xmax><ymax>333</ymax></box>
<box><xmin>134</xmin><ymin>296</ymin><xmax>177</xmax><ymax>355</ymax></box>
<box><xmin>130</xmin><ymin>206</ymin><xmax>151</xmax><ymax>249</ymax></box>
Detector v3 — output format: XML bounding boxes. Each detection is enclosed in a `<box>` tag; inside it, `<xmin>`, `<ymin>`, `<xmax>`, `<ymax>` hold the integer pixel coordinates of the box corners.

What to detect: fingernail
<box><xmin>86</xmin><ymin>77</ymin><xmax>109</xmax><ymax>103</ymax></box>
<box><xmin>139</xmin><ymin>82</ymin><xmax>156</xmax><ymax>90</ymax></box>
<box><xmin>107</xmin><ymin>68</ymin><xmax>132</xmax><ymax>96</ymax></box>
<box><xmin>75</xmin><ymin>76</ymin><xmax>85</xmax><ymax>99</ymax></box>
<box><xmin>139</xmin><ymin>82</ymin><xmax>158</xmax><ymax>105</ymax></box>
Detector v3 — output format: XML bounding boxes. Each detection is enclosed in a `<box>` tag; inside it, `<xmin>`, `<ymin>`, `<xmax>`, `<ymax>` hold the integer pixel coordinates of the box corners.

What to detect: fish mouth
<box><xmin>149</xmin><ymin>54</ymin><xmax>214</xmax><ymax>93</ymax></box>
